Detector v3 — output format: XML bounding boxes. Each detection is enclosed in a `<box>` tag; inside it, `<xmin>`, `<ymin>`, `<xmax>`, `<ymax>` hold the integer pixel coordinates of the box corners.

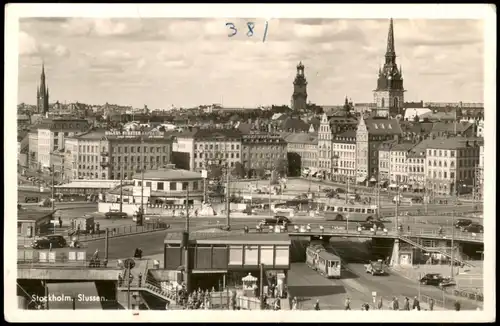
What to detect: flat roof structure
<box><xmin>18</xmin><ymin>209</ymin><xmax>54</xmax><ymax>222</ymax></box>
<box><xmin>164</xmin><ymin>228</ymin><xmax>291</xmax><ymax>245</ymax></box>
<box><xmin>140</xmin><ymin>168</ymin><xmax>202</xmax><ymax>182</ymax></box>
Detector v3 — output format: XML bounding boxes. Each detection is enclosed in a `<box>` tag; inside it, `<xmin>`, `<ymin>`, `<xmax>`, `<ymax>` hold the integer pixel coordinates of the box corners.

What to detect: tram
<box><xmin>305</xmin><ymin>243</ymin><xmax>342</xmax><ymax>279</ymax></box>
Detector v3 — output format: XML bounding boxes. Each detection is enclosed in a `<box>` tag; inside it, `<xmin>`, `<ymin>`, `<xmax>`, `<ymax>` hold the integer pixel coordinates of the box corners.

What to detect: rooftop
<box><xmin>164</xmin><ymin>228</ymin><xmax>292</xmax><ymax>244</ymax></box>
<box><xmin>18</xmin><ymin>209</ymin><xmax>54</xmax><ymax>222</ymax></box>
<box><xmin>364</xmin><ymin>118</ymin><xmax>403</xmax><ymax>135</ymax></box>
<box><xmin>391</xmin><ymin>142</ymin><xmax>416</xmax><ymax>152</ymax></box>
<box><xmin>54</xmin><ymin>180</ymin><xmax>127</xmax><ymax>189</ymax></box>
<box><xmin>425</xmin><ymin>137</ymin><xmax>484</xmax><ymax>150</ymax></box>
<box><xmin>283</xmin><ymin>132</ymin><xmax>318</xmax><ymax>145</ymax></box>
<box><xmin>140</xmin><ymin>167</ymin><xmax>202</xmax><ymax>181</ymax></box>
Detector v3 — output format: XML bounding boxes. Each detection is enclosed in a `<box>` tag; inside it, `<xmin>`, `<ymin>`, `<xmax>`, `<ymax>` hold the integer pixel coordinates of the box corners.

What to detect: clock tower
<box><xmin>291</xmin><ymin>61</ymin><xmax>308</xmax><ymax>112</ymax></box>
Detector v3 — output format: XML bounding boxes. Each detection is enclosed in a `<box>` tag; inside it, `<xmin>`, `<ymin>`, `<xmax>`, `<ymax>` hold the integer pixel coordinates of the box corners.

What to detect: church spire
<box><xmin>386</xmin><ymin>18</ymin><xmax>395</xmax><ymax>55</ymax></box>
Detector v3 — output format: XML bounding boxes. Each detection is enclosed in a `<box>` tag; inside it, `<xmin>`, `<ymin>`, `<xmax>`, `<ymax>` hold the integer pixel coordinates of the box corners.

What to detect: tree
<box><xmin>287</xmin><ymin>152</ymin><xmax>302</xmax><ymax>177</ymax></box>
<box><xmin>255</xmin><ymin>168</ymin><xmax>266</xmax><ymax>179</ymax></box>
<box><xmin>232</xmin><ymin>162</ymin><xmax>246</xmax><ymax>179</ymax></box>
<box><xmin>209</xmin><ymin>165</ymin><xmax>223</xmax><ymax>180</ymax></box>
<box><xmin>274</xmin><ymin>159</ymin><xmax>288</xmax><ymax>177</ymax></box>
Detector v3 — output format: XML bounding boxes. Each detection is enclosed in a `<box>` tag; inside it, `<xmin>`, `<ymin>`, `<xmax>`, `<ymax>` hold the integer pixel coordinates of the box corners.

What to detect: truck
<box><xmin>364</xmin><ymin>259</ymin><xmax>386</xmax><ymax>276</ymax></box>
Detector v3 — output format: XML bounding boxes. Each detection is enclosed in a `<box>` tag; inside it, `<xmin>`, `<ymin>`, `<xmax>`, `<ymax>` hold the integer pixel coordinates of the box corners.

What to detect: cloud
<box><xmin>19</xmin><ymin>31</ymin><xmax>70</xmax><ymax>58</ymax></box>
<box><xmin>17</xmin><ymin>18</ymin><xmax>485</xmax><ymax>107</ymax></box>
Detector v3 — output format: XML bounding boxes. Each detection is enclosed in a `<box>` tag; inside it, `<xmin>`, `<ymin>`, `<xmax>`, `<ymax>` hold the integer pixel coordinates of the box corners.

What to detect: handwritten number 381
<box><xmin>226</xmin><ymin>22</ymin><xmax>255</xmax><ymax>37</ymax></box>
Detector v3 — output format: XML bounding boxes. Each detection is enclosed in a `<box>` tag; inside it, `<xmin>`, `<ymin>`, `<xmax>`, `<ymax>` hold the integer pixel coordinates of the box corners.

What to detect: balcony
<box><xmin>100</xmin><ymin>161</ymin><xmax>109</xmax><ymax>167</ymax></box>
<box><xmin>101</xmin><ymin>151</ymin><xmax>109</xmax><ymax>156</ymax></box>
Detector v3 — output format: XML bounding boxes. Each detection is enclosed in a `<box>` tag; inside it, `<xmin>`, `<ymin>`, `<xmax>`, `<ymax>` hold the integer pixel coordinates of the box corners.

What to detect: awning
<box><xmin>389</xmin><ymin>184</ymin><xmax>397</xmax><ymax>188</ymax></box>
<box><xmin>369</xmin><ymin>177</ymin><xmax>377</xmax><ymax>182</ymax></box>
<box><xmin>356</xmin><ymin>177</ymin><xmax>366</xmax><ymax>183</ymax></box>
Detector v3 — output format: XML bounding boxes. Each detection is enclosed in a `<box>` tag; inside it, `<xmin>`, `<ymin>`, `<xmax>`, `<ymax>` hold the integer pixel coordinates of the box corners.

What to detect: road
<box><xmin>328</xmin><ymin>238</ymin><xmax>482</xmax><ymax>310</ymax></box>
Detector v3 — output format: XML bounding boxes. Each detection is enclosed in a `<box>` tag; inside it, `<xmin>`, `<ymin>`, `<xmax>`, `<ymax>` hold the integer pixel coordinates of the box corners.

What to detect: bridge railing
<box><xmin>17</xmin><ymin>249</ymin><xmax>115</xmax><ymax>269</ymax></box>
<box><xmin>68</xmin><ymin>222</ymin><xmax>171</xmax><ymax>242</ymax></box>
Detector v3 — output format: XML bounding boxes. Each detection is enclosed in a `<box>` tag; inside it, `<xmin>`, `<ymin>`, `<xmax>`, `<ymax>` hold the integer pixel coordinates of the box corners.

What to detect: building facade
<box><xmin>389</xmin><ymin>142</ymin><xmax>415</xmax><ymax>184</ymax></box>
<box><xmin>378</xmin><ymin>140</ymin><xmax>397</xmax><ymax>183</ymax></box>
<box><xmin>284</xmin><ymin>133</ymin><xmax>318</xmax><ymax>175</ymax></box>
<box><xmin>291</xmin><ymin>62</ymin><xmax>308</xmax><ymax>112</ymax></box>
<box><xmin>64</xmin><ymin>130</ymin><xmax>173</xmax><ymax>181</ymax></box>
<box><xmin>331</xmin><ymin>130</ymin><xmax>357</xmax><ymax>182</ymax></box>
<box><xmin>373</xmin><ymin>19</ymin><xmax>405</xmax><ymax>118</ymax></box>
<box><xmin>317</xmin><ymin>113</ymin><xmax>333</xmax><ymax>179</ymax></box>
<box><xmin>28</xmin><ymin>130</ymin><xmax>39</xmax><ymax>170</ymax></box>
<box><xmin>425</xmin><ymin>137</ymin><xmax>482</xmax><ymax>196</ymax></box>
<box><xmin>356</xmin><ymin>118</ymin><xmax>402</xmax><ymax>184</ymax></box>
<box><xmin>180</xmin><ymin>129</ymin><xmax>243</xmax><ymax>172</ymax></box>
<box><xmin>37</xmin><ymin>118</ymin><xmax>90</xmax><ymax>169</ymax></box>
<box><xmin>241</xmin><ymin>133</ymin><xmax>287</xmax><ymax>176</ymax></box>
<box><xmin>406</xmin><ymin>140</ymin><xmax>428</xmax><ymax>190</ymax></box>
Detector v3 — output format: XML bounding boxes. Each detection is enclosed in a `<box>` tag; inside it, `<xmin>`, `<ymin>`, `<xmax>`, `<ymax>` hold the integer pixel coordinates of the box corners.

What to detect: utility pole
<box><xmin>259</xmin><ymin>263</ymin><xmax>265</xmax><ymax>310</ymax></box>
<box><xmin>127</xmin><ymin>265</ymin><xmax>131</xmax><ymax>309</ymax></box>
<box><xmin>226</xmin><ymin>167</ymin><xmax>231</xmax><ymax>228</ymax></box>
<box><xmin>268</xmin><ymin>171</ymin><xmax>272</xmax><ymax>216</ymax></box>
<box><xmin>140</xmin><ymin>137</ymin><xmax>145</xmax><ymax>219</ymax></box>
<box><xmin>346</xmin><ymin>176</ymin><xmax>350</xmax><ymax>205</ymax></box>
<box><xmin>450</xmin><ymin>189</ymin><xmax>457</xmax><ymax>279</ymax></box>
<box><xmin>51</xmin><ymin>164</ymin><xmax>55</xmax><ymax>211</ymax></box>
<box><xmin>119</xmin><ymin>164</ymin><xmax>124</xmax><ymax>213</ymax></box>
<box><xmin>183</xmin><ymin>188</ymin><xmax>191</xmax><ymax>293</ymax></box>
<box><xmin>395</xmin><ymin>180</ymin><xmax>400</xmax><ymax>231</ymax></box>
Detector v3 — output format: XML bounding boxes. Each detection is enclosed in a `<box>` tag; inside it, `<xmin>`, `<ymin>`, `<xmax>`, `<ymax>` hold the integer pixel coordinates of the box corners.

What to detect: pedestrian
<box><xmin>429</xmin><ymin>298</ymin><xmax>434</xmax><ymax>311</ymax></box>
<box><xmin>96</xmin><ymin>222</ymin><xmax>100</xmax><ymax>234</ymax></box>
<box><xmin>392</xmin><ymin>297</ymin><xmax>399</xmax><ymax>311</ymax></box>
<box><xmin>344</xmin><ymin>297</ymin><xmax>351</xmax><ymax>310</ymax></box>
<box><xmin>378</xmin><ymin>297</ymin><xmax>383</xmax><ymax>310</ymax></box>
<box><xmin>58</xmin><ymin>217</ymin><xmax>62</xmax><ymax>228</ymax></box>
<box><xmin>314</xmin><ymin>299</ymin><xmax>320</xmax><ymax>311</ymax></box>
<box><xmin>407</xmin><ymin>225</ymin><xmax>410</xmax><ymax>233</ymax></box>
<box><xmin>118</xmin><ymin>273</ymin><xmax>123</xmax><ymax>287</ymax></box>
<box><xmin>292</xmin><ymin>297</ymin><xmax>298</xmax><ymax>310</ymax></box>
<box><xmin>412</xmin><ymin>296</ymin><xmax>420</xmax><ymax>311</ymax></box>
<box><xmin>49</xmin><ymin>242</ymin><xmax>52</xmax><ymax>252</ymax></box>
<box><xmin>454</xmin><ymin>300</ymin><xmax>461</xmax><ymax>311</ymax></box>
<box><xmin>138</xmin><ymin>273</ymin><xmax>142</xmax><ymax>287</ymax></box>
<box><xmin>403</xmin><ymin>297</ymin><xmax>410</xmax><ymax>311</ymax></box>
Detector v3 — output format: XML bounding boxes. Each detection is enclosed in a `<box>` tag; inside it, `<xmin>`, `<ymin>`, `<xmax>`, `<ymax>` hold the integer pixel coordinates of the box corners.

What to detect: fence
<box><xmin>70</xmin><ymin>222</ymin><xmax>170</xmax><ymax>242</ymax></box>
<box><xmin>17</xmin><ymin>249</ymin><xmax>114</xmax><ymax>269</ymax></box>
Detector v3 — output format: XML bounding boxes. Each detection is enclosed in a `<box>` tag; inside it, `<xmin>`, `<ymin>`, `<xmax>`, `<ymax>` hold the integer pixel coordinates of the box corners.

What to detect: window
<box><xmin>170</xmin><ymin>182</ymin><xmax>177</xmax><ymax>191</ymax></box>
<box><xmin>146</xmin><ymin>181</ymin><xmax>151</xmax><ymax>187</ymax></box>
<box><xmin>193</xmin><ymin>181</ymin><xmax>198</xmax><ymax>190</ymax></box>
<box><xmin>182</xmin><ymin>182</ymin><xmax>189</xmax><ymax>190</ymax></box>
<box><xmin>137</xmin><ymin>181</ymin><xmax>142</xmax><ymax>186</ymax></box>
<box><xmin>157</xmin><ymin>182</ymin><xmax>164</xmax><ymax>190</ymax></box>
<box><xmin>444</xmin><ymin>172</ymin><xmax>447</xmax><ymax>178</ymax></box>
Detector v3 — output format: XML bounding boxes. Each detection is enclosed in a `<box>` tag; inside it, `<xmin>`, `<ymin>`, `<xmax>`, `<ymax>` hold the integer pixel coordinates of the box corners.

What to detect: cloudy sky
<box><xmin>18</xmin><ymin>18</ymin><xmax>484</xmax><ymax>108</ymax></box>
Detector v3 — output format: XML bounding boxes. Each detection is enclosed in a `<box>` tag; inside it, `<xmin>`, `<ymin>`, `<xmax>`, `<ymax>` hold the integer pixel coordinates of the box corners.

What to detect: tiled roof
<box><xmin>284</xmin><ymin>132</ymin><xmax>318</xmax><ymax>144</ymax></box>
<box><xmin>364</xmin><ymin>118</ymin><xmax>402</xmax><ymax>135</ymax></box>
<box><xmin>333</xmin><ymin>130</ymin><xmax>356</xmax><ymax>143</ymax></box>
<box><xmin>391</xmin><ymin>142</ymin><xmax>416</xmax><ymax>152</ymax></box>
<box><xmin>425</xmin><ymin>137</ymin><xmax>484</xmax><ymax>150</ymax></box>
<box><xmin>431</xmin><ymin>122</ymin><xmax>473</xmax><ymax>133</ymax></box>
<box><xmin>378</xmin><ymin>139</ymin><xmax>398</xmax><ymax>151</ymax></box>
<box><xmin>280</xmin><ymin>118</ymin><xmax>309</xmax><ymax>132</ymax></box>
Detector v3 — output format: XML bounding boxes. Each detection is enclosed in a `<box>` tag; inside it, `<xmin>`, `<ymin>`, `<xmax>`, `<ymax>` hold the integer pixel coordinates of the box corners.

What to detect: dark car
<box><xmin>31</xmin><ymin>236</ymin><xmax>67</xmax><ymax>249</ymax></box>
<box><xmin>46</xmin><ymin>235</ymin><xmax>67</xmax><ymax>247</ymax></box>
<box><xmin>261</xmin><ymin>216</ymin><xmax>290</xmax><ymax>226</ymax></box>
<box><xmin>105</xmin><ymin>211</ymin><xmax>128</xmax><ymax>219</ymax></box>
<box><xmin>463</xmin><ymin>223</ymin><xmax>483</xmax><ymax>233</ymax></box>
<box><xmin>360</xmin><ymin>221</ymin><xmax>385</xmax><ymax>231</ymax></box>
<box><xmin>454</xmin><ymin>219</ymin><xmax>472</xmax><ymax>229</ymax></box>
<box><xmin>275</xmin><ymin>215</ymin><xmax>291</xmax><ymax>224</ymax></box>
<box><xmin>25</xmin><ymin>196</ymin><xmax>39</xmax><ymax>203</ymax></box>
<box><xmin>419</xmin><ymin>273</ymin><xmax>444</xmax><ymax>286</ymax></box>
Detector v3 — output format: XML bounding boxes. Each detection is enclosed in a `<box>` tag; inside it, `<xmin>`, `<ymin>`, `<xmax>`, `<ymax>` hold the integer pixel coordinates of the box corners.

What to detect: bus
<box><xmin>305</xmin><ymin>243</ymin><xmax>342</xmax><ymax>279</ymax></box>
<box><xmin>321</xmin><ymin>204</ymin><xmax>379</xmax><ymax>222</ymax></box>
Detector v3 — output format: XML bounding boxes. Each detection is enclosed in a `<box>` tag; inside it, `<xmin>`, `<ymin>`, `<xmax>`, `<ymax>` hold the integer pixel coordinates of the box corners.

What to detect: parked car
<box><xmin>261</xmin><ymin>216</ymin><xmax>291</xmax><ymax>226</ymax></box>
<box><xmin>462</xmin><ymin>223</ymin><xmax>483</xmax><ymax>233</ymax></box>
<box><xmin>359</xmin><ymin>221</ymin><xmax>385</xmax><ymax>231</ymax></box>
<box><xmin>31</xmin><ymin>236</ymin><xmax>67</xmax><ymax>249</ymax></box>
<box><xmin>454</xmin><ymin>219</ymin><xmax>472</xmax><ymax>229</ymax></box>
<box><xmin>419</xmin><ymin>273</ymin><xmax>444</xmax><ymax>286</ymax></box>
<box><xmin>439</xmin><ymin>277</ymin><xmax>456</xmax><ymax>288</ymax></box>
<box><xmin>24</xmin><ymin>196</ymin><xmax>39</xmax><ymax>203</ymax></box>
<box><xmin>105</xmin><ymin>211</ymin><xmax>128</xmax><ymax>219</ymax></box>
<box><xmin>364</xmin><ymin>259</ymin><xmax>386</xmax><ymax>276</ymax></box>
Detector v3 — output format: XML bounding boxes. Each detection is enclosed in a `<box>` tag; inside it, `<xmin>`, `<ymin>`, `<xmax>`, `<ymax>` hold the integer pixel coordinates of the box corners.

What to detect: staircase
<box><xmin>117</xmin><ymin>275</ymin><xmax>178</xmax><ymax>305</ymax></box>
<box><xmin>398</xmin><ymin>235</ymin><xmax>475</xmax><ymax>268</ymax></box>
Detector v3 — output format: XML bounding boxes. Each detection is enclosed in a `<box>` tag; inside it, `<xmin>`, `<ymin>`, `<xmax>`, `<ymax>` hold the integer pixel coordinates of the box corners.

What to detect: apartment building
<box><xmin>64</xmin><ymin>130</ymin><xmax>173</xmax><ymax>181</ymax></box>
<box><xmin>284</xmin><ymin>132</ymin><xmax>318</xmax><ymax>175</ymax></box>
<box><xmin>174</xmin><ymin>129</ymin><xmax>242</xmax><ymax>172</ymax></box>
<box><xmin>378</xmin><ymin>140</ymin><xmax>397</xmax><ymax>183</ymax></box>
<box><xmin>425</xmin><ymin>137</ymin><xmax>483</xmax><ymax>196</ymax></box>
<box><xmin>37</xmin><ymin>118</ymin><xmax>90</xmax><ymax>169</ymax></box>
<box><xmin>355</xmin><ymin>118</ymin><xmax>402</xmax><ymax>184</ymax></box>
<box><xmin>241</xmin><ymin>133</ymin><xmax>287</xmax><ymax>176</ymax></box>
<box><xmin>389</xmin><ymin>142</ymin><xmax>415</xmax><ymax>184</ymax></box>
<box><xmin>331</xmin><ymin>130</ymin><xmax>357</xmax><ymax>182</ymax></box>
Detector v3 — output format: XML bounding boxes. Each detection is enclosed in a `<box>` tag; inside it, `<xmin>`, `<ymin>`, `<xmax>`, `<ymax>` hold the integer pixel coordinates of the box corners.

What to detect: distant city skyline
<box><xmin>18</xmin><ymin>18</ymin><xmax>484</xmax><ymax>108</ymax></box>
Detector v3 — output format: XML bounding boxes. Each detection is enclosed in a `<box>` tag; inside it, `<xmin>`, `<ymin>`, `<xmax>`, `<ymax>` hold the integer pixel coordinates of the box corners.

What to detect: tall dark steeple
<box><xmin>37</xmin><ymin>62</ymin><xmax>50</xmax><ymax>114</ymax></box>
<box><xmin>291</xmin><ymin>61</ymin><xmax>308</xmax><ymax>112</ymax></box>
<box><xmin>373</xmin><ymin>18</ymin><xmax>405</xmax><ymax>118</ymax></box>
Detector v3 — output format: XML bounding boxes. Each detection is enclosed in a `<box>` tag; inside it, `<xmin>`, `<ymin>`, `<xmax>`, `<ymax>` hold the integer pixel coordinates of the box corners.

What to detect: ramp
<box><xmin>398</xmin><ymin>236</ymin><xmax>475</xmax><ymax>268</ymax></box>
